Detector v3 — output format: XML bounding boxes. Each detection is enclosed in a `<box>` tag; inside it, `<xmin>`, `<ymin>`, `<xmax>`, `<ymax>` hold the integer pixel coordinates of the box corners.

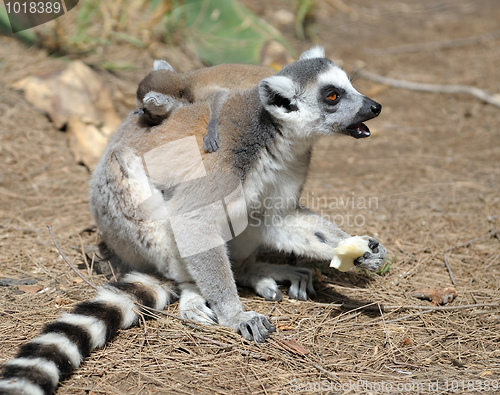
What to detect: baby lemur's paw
<box><xmin>203</xmin><ymin>119</ymin><xmax>220</xmax><ymax>152</ymax></box>
<box><xmin>353</xmin><ymin>238</ymin><xmax>387</xmax><ymax>272</ymax></box>
<box><xmin>226</xmin><ymin>311</ymin><xmax>275</xmax><ymax>343</ymax></box>
<box><xmin>203</xmin><ymin>133</ymin><xmax>220</xmax><ymax>152</ymax></box>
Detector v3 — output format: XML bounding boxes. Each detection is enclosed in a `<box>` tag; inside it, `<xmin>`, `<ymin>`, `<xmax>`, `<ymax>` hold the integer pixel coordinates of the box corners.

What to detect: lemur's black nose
<box><xmin>371</xmin><ymin>102</ymin><xmax>382</xmax><ymax>116</ymax></box>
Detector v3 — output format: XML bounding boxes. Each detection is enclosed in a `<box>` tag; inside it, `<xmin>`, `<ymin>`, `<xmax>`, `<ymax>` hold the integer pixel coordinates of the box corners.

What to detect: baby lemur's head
<box><xmin>258</xmin><ymin>46</ymin><xmax>381</xmax><ymax>139</ymax></box>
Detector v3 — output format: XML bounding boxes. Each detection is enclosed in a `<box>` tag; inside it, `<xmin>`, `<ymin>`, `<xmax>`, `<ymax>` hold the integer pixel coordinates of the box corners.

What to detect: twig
<box><xmin>26</xmin><ymin>252</ymin><xmax>53</xmax><ymax>278</ymax></box>
<box><xmin>359</xmin><ymin>70</ymin><xmax>500</xmax><ymax>108</ymax></box>
<box><xmin>356</xmin><ymin>303</ymin><xmax>498</xmax><ymax>327</ymax></box>
<box><xmin>383</xmin><ymin>364</ymin><xmax>412</xmax><ymax>375</ymax></box>
<box><xmin>311</xmin><ymin>363</ymin><xmax>339</xmax><ymax>379</ymax></box>
<box><xmin>340</xmin><ymin>302</ymin><xmax>498</xmax><ymax>313</ymax></box>
<box><xmin>47</xmin><ymin>224</ymin><xmax>98</xmax><ymax>290</ymax></box>
<box><xmin>366</xmin><ymin>30</ymin><xmax>500</xmax><ymax>55</ymax></box>
<box><xmin>443</xmin><ymin>253</ymin><xmax>456</xmax><ymax>285</ymax></box>
<box><xmin>445</xmin><ymin>228</ymin><xmax>498</xmax><ymax>252</ymax></box>
<box><xmin>336</xmin><ymin>311</ymin><xmax>362</xmax><ymax>323</ymax></box>
<box><xmin>305</xmin><ymin>300</ymin><xmax>497</xmax><ymax>313</ymax></box>
<box><xmin>382</xmin><ymin>302</ymin><xmax>498</xmax><ymax>312</ymax></box>
<box><xmin>78</xmin><ymin>235</ymin><xmax>91</xmax><ymax>276</ymax></box>
<box><xmin>383</xmin><ymin>310</ymin><xmax>434</xmax><ymax>324</ymax></box>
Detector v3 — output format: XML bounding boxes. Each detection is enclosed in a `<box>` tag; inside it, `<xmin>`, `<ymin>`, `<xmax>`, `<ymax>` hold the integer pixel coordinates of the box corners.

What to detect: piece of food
<box><xmin>330</xmin><ymin>236</ymin><xmax>371</xmax><ymax>272</ymax></box>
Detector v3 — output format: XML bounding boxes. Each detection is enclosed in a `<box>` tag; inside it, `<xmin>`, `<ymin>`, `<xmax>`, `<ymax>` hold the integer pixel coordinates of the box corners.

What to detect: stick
<box><xmin>306</xmin><ymin>300</ymin><xmax>497</xmax><ymax>313</ymax></box>
<box><xmin>359</xmin><ymin>303</ymin><xmax>499</xmax><ymax>327</ymax></box>
<box><xmin>78</xmin><ymin>235</ymin><xmax>91</xmax><ymax>276</ymax></box>
<box><xmin>443</xmin><ymin>253</ymin><xmax>456</xmax><ymax>285</ymax></box>
<box><xmin>311</xmin><ymin>363</ymin><xmax>339</xmax><ymax>379</ymax></box>
<box><xmin>47</xmin><ymin>224</ymin><xmax>98</xmax><ymax>290</ymax></box>
<box><xmin>383</xmin><ymin>310</ymin><xmax>434</xmax><ymax>324</ymax></box>
<box><xmin>383</xmin><ymin>302</ymin><xmax>498</xmax><ymax>312</ymax></box>
<box><xmin>445</xmin><ymin>228</ymin><xmax>498</xmax><ymax>252</ymax></box>
<box><xmin>359</xmin><ymin>70</ymin><xmax>500</xmax><ymax>108</ymax></box>
<box><xmin>340</xmin><ymin>302</ymin><xmax>498</xmax><ymax>313</ymax></box>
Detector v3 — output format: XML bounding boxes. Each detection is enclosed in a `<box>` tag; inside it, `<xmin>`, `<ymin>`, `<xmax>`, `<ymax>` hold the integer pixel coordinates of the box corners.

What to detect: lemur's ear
<box><xmin>299</xmin><ymin>46</ymin><xmax>325</xmax><ymax>60</ymax></box>
<box><xmin>153</xmin><ymin>60</ymin><xmax>174</xmax><ymax>71</ymax></box>
<box><xmin>259</xmin><ymin>76</ymin><xmax>298</xmax><ymax>115</ymax></box>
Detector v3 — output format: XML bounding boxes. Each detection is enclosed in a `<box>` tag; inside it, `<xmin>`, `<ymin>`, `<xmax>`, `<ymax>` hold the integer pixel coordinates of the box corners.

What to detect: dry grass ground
<box><xmin>1</xmin><ymin>0</ymin><xmax>499</xmax><ymax>393</ymax></box>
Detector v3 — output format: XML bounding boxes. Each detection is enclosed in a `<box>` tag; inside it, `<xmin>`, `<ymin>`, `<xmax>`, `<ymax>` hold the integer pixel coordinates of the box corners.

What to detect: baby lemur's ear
<box><xmin>153</xmin><ymin>60</ymin><xmax>174</xmax><ymax>71</ymax></box>
<box><xmin>258</xmin><ymin>76</ymin><xmax>299</xmax><ymax>116</ymax></box>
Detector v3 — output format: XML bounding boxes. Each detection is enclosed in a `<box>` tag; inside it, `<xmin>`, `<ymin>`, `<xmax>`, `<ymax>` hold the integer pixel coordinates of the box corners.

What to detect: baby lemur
<box><xmin>0</xmin><ymin>47</ymin><xmax>386</xmax><ymax>395</ymax></box>
<box><xmin>136</xmin><ymin>60</ymin><xmax>275</xmax><ymax>152</ymax></box>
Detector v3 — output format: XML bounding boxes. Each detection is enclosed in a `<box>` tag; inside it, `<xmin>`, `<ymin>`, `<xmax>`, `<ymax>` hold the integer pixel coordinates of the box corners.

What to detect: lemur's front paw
<box><xmin>353</xmin><ymin>238</ymin><xmax>387</xmax><ymax>272</ymax></box>
<box><xmin>238</xmin><ymin>263</ymin><xmax>315</xmax><ymax>302</ymax></box>
<box><xmin>226</xmin><ymin>311</ymin><xmax>275</xmax><ymax>343</ymax></box>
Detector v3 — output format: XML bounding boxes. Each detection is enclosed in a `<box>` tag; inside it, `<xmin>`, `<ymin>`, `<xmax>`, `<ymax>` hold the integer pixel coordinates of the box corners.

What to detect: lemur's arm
<box><xmin>262</xmin><ymin>207</ymin><xmax>386</xmax><ymax>271</ymax></box>
<box><xmin>203</xmin><ymin>90</ymin><xmax>228</xmax><ymax>152</ymax></box>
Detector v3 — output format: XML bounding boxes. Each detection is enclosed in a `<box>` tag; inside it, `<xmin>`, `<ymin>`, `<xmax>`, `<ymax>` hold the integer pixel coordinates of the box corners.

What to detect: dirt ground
<box><xmin>1</xmin><ymin>0</ymin><xmax>499</xmax><ymax>394</ymax></box>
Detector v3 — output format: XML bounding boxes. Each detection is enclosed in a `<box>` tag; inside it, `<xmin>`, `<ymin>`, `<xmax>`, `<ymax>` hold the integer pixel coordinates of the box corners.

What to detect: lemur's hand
<box><xmin>353</xmin><ymin>238</ymin><xmax>387</xmax><ymax>272</ymax></box>
<box><xmin>203</xmin><ymin>131</ymin><xmax>220</xmax><ymax>152</ymax></box>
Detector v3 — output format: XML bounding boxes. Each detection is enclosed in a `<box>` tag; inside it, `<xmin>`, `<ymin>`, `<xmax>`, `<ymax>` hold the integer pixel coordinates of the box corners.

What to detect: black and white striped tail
<box><xmin>0</xmin><ymin>272</ymin><xmax>176</xmax><ymax>395</ymax></box>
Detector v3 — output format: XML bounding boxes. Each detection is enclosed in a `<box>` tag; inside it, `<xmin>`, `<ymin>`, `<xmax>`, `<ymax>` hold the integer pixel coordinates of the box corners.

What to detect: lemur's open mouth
<box><xmin>345</xmin><ymin>123</ymin><xmax>371</xmax><ymax>139</ymax></box>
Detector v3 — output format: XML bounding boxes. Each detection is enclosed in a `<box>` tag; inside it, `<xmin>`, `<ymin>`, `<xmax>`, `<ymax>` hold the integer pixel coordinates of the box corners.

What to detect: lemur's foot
<box><xmin>254</xmin><ymin>278</ymin><xmax>283</xmax><ymax>302</ymax></box>
<box><xmin>223</xmin><ymin>311</ymin><xmax>275</xmax><ymax>343</ymax></box>
<box><xmin>354</xmin><ymin>238</ymin><xmax>387</xmax><ymax>272</ymax></box>
<box><xmin>287</xmin><ymin>267</ymin><xmax>316</xmax><ymax>300</ymax></box>
<box><xmin>238</xmin><ymin>263</ymin><xmax>315</xmax><ymax>302</ymax></box>
<box><xmin>179</xmin><ymin>285</ymin><xmax>217</xmax><ymax>325</ymax></box>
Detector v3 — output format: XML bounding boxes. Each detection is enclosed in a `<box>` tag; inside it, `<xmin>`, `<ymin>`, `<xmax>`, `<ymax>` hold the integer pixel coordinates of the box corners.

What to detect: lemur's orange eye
<box><xmin>328</xmin><ymin>93</ymin><xmax>337</xmax><ymax>101</ymax></box>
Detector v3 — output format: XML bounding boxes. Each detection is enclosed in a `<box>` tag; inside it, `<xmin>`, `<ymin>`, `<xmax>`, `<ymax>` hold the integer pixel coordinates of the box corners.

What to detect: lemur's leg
<box><xmin>263</xmin><ymin>207</ymin><xmax>387</xmax><ymax>272</ymax></box>
<box><xmin>178</xmin><ymin>282</ymin><xmax>217</xmax><ymax>325</ymax></box>
<box><xmin>203</xmin><ymin>90</ymin><xmax>228</xmax><ymax>153</ymax></box>
<box><xmin>182</xmin><ymin>245</ymin><xmax>275</xmax><ymax>342</ymax></box>
<box><xmin>235</xmin><ymin>252</ymin><xmax>314</xmax><ymax>301</ymax></box>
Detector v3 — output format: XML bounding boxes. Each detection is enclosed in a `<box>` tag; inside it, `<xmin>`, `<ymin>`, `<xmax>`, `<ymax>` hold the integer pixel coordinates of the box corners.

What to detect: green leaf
<box><xmin>376</xmin><ymin>256</ymin><xmax>395</xmax><ymax>276</ymax></box>
<box><xmin>101</xmin><ymin>61</ymin><xmax>138</xmax><ymax>72</ymax></box>
<box><xmin>0</xmin><ymin>3</ymin><xmax>36</xmax><ymax>45</ymax></box>
<box><xmin>167</xmin><ymin>0</ymin><xmax>292</xmax><ymax>65</ymax></box>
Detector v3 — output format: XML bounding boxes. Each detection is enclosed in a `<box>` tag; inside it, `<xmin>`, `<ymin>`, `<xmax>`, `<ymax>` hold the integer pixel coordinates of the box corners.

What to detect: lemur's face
<box><xmin>259</xmin><ymin>53</ymin><xmax>381</xmax><ymax>139</ymax></box>
<box><xmin>314</xmin><ymin>65</ymin><xmax>381</xmax><ymax>138</ymax></box>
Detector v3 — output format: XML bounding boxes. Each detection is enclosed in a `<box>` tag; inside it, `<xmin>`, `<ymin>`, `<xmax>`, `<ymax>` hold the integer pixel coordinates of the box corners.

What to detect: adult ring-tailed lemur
<box><xmin>0</xmin><ymin>47</ymin><xmax>386</xmax><ymax>395</ymax></box>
